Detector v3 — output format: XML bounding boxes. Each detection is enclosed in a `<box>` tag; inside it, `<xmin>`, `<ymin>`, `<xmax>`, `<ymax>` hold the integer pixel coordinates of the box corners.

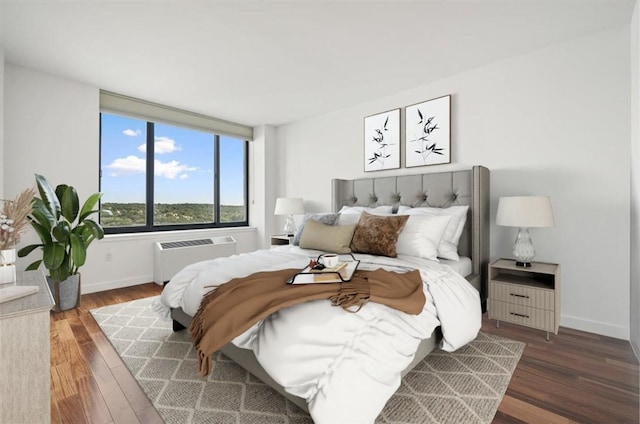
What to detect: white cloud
<box><xmin>123</xmin><ymin>129</ymin><xmax>141</xmax><ymax>137</ymax></box>
<box><xmin>105</xmin><ymin>155</ymin><xmax>146</xmax><ymax>176</ymax></box>
<box><xmin>138</xmin><ymin>136</ymin><xmax>181</xmax><ymax>154</ymax></box>
<box><xmin>154</xmin><ymin>160</ymin><xmax>197</xmax><ymax>179</ymax></box>
<box><xmin>106</xmin><ymin>156</ymin><xmax>197</xmax><ymax>180</ymax></box>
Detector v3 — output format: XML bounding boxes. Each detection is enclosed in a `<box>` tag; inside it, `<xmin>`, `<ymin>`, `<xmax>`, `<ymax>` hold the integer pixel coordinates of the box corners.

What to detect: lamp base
<box><xmin>512</xmin><ymin>227</ymin><xmax>535</xmax><ymax>268</ymax></box>
<box><xmin>283</xmin><ymin>214</ymin><xmax>297</xmax><ymax>237</ymax></box>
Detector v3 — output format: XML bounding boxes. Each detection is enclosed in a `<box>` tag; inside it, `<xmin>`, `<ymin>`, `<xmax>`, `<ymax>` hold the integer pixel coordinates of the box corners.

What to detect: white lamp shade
<box><xmin>496</xmin><ymin>196</ymin><xmax>554</xmax><ymax>228</ymax></box>
<box><xmin>274</xmin><ymin>197</ymin><xmax>305</xmax><ymax>215</ymax></box>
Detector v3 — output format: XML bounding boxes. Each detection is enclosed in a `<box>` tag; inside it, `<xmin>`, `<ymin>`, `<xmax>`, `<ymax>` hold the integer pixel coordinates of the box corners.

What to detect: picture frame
<box><xmin>364</xmin><ymin>108</ymin><xmax>400</xmax><ymax>172</ymax></box>
<box><xmin>405</xmin><ymin>95</ymin><xmax>451</xmax><ymax>168</ymax></box>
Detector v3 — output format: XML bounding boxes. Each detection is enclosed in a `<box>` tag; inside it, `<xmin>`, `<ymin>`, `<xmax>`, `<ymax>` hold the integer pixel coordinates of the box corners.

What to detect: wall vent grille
<box><xmin>160</xmin><ymin>239</ymin><xmax>213</xmax><ymax>249</ymax></box>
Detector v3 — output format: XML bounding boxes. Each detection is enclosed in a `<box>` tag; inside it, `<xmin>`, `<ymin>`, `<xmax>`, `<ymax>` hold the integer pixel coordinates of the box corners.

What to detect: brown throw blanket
<box><xmin>190</xmin><ymin>268</ymin><xmax>426</xmax><ymax>376</ymax></box>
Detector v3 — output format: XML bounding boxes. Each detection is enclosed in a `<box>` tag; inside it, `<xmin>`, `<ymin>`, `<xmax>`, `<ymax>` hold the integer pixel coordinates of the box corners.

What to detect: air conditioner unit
<box><xmin>153</xmin><ymin>236</ymin><xmax>237</xmax><ymax>285</ymax></box>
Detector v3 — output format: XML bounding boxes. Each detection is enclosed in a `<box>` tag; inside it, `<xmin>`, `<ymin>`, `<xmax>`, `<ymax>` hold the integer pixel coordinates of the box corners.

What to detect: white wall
<box><xmin>5</xmin><ymin>65</ymin><xmax>99</xmax><ymax>206</ymax></box>
<box><xmin>277</xmin><ymin>27</ymin><xmax>631</xmax><ymax>339</ymax></box>
<box><xmin>4</xmin><ymin>64</ymin><xmax>259</xmax><ymax>293</ymax></box>
<box><xmin>0</xmin><ymin>47</ymin><xmax>4</xmax><ymax>199</ymax></box>
<box><xmin>249</xmin><ymin>125</ymin><xmax>279</xmax><ymax>249</ymax></box>
<box><xmin>630</xmin><ymin>1</ymin><xmax>639</xmax><ymax>357</ymax></box>
<box><xmin>0</xmin><ymin>11</ymin><xmax>3</xmax><ymax>199</ymax></box>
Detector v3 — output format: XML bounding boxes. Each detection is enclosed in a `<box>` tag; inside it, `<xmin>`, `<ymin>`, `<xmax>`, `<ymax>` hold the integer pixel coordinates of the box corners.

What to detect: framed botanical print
<box><xmin>405</xmin><ymin>95</ymin><xmax>451</xmax><ymax>167</ymax></box>
<box><xmin>364</xmin><ymin>108</ymin><xmax>400</xmax><ymax>172</ymax></box>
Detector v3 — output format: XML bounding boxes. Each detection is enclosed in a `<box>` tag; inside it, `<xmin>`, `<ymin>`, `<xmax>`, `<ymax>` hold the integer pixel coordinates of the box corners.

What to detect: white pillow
<box><xmin>398</xmin><ymin>205</ymin><xmax>469</xmax><ymax>260</ymax></box>
<box><xmin>395</xmin><ymin>214</ymin><xmax>452</xmax><ymax>261</ymax></box>
<box><xmin>338</xmin><ymin>205</ymin><xmax>393</xmax><ymax>225</ymax></box>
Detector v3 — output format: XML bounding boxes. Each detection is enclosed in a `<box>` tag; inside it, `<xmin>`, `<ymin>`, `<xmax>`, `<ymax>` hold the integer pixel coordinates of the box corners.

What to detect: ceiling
<box><xmin>0</xmin><ymin>0</ymin><xmax>635</xmax><ymax>127</ymax></box>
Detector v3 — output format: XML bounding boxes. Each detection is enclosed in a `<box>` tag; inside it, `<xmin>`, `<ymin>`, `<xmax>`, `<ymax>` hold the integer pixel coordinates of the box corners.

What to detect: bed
<box><xmin>159</xmin><ymin>165</ymin><xmax>490</xmax><ymax>422</ymax></box>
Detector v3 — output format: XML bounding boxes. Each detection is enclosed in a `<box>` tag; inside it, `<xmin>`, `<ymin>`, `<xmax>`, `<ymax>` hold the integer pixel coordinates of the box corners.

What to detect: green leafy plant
<box><xmin>18</xmin><ymin>174</ymin><xmax>105</xmax><ymax>282</ymax></box>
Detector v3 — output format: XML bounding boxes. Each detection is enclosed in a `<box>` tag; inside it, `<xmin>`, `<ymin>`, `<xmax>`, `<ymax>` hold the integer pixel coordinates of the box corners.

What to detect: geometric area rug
<box><xmin>90</xmin><ymin>296</ymin><xmax>525</xmax><ymax>424</ymax></box>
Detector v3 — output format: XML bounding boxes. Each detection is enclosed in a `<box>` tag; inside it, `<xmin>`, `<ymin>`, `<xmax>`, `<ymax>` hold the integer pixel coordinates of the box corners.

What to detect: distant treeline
<box><xmin>101</xmin><ymin>203</ymin><xmax>246</xmax><ymax>226</ymax></box>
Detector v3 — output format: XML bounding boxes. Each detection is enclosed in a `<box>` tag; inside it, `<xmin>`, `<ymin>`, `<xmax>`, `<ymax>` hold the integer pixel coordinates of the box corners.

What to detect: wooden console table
<box><xmin>0</xmin><ymin>271</ymin><xmax>55</xmax><ymax>423</ymax></box>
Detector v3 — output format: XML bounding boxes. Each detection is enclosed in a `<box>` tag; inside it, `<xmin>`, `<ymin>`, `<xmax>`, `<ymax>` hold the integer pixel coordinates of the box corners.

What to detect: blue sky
<box><xmin>100</xmin><ymin>113</ymin><xmax>245</xmax><ymax>205</ymax></box>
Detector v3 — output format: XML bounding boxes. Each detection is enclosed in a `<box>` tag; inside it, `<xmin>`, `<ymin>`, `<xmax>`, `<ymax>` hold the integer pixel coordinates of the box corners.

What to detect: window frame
<box><xmin>99</xmin><ymin>112</ymin><xmax>250</xmax><ymax>234</ymax></box>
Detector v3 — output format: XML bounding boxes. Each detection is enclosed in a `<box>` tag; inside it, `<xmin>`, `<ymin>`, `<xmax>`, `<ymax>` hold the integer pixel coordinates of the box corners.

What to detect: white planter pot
<box><xmin>0</xmin><ymin>249</ymin><xmax>17</xmax><ymax>285</ymax></box>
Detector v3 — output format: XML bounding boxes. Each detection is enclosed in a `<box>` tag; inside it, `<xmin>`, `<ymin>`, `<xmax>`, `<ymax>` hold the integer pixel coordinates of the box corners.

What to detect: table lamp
<box><xmin>274</xmin><ymin>197</ymin><xmax>304</xmax><ymax>237</ymax></box>
<box><xmin>496</xmin><ymin>196</ymin><xmax>554</xmax><ymax>267</ymax></box>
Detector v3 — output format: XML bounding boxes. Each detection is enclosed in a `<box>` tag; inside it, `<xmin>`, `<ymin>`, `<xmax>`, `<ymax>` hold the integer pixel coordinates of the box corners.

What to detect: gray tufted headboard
<box><xmin>332</xmin><ymin>166</ymin><xmax>490</xmax><ymax>306</ymax></box>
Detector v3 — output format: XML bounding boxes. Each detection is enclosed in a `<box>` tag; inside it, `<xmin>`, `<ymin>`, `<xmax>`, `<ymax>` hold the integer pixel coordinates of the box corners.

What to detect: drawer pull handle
<box><xmin>510</xmin><ymin>312</ymin><xmax>529</xmax><ymax>318</ymax></box>
<box><xmin>510</xmin><ymin>293</ymin><xmax>530</xmax><ymax>299</ymax></box>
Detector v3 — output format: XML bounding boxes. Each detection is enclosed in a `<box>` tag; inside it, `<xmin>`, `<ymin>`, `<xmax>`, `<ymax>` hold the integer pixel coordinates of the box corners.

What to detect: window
<box><xmin>99</xmin><ymin>105</ymin><xmax>249</xmax><ymax>233</ymax></box>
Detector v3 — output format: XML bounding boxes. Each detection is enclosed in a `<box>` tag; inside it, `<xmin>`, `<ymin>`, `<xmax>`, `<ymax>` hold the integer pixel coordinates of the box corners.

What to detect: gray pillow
<box><xmin>293</xmin><ymin>213</ymin><xmax>340</xmax><ymax>245</ymax></box>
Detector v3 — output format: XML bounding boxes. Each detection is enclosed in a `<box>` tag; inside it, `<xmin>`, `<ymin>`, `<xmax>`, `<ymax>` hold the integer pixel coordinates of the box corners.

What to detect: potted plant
<box><xmin>18</xmin><ymin>174</ymin><xmax>105</xmax><ymax>311</ymax></box>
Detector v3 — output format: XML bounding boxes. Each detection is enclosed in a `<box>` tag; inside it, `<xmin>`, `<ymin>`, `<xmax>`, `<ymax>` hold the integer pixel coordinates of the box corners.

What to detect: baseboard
<box><xmin>82</xmin><ymin>275</ymin><xmax>154</xmax><ymax>294</ymax></box>
<box><xmin>561</xmin><ymin>314</ymin><xmax>630</xmax><ymax>340</ymax></box>
<box><xmin>631</xmin><ymin>340</ymin><xmax>640</xmax><ymax>362</ymax></box>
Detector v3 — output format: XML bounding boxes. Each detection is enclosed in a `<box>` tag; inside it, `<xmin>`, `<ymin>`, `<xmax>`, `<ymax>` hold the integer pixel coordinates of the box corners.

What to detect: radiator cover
<box><xmin>153</xmin><ymin>236</ymin><xmax>237</xmax><ymax>285</ymax></box>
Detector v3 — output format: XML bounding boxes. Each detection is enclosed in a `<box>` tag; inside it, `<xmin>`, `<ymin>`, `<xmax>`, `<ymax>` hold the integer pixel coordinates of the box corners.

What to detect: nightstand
<box><xmin>488</xmin><ymin>258</ymin><xmax>560</xmax><ymax>340</ymax></box>
<box><xmin>270</xmin><ymin>234</ymin><xmax>292</xmax><ymax>248</ymax></box>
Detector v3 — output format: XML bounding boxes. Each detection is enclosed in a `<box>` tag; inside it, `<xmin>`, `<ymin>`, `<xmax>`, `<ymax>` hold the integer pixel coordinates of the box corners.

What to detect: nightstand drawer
<box><xmin>489</xmin><ymin>299</ymin><xmax>555</xmax><ymax>332</ymax></box>
<box><xmin>490</xmin><ymin>281</ymin><xmax>555</xmax><ymax>310</ymax></box>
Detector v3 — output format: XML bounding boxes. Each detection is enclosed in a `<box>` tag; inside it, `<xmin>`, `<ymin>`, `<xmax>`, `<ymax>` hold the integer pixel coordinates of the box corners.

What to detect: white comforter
<box><xmin>155</xmin><ymin>246</ymin><xmax>481</xmax><ymax>424</ymax></box>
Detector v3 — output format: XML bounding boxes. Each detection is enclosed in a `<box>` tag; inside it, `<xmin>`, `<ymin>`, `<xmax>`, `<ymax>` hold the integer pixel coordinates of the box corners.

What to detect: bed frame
<box><xmin>171</xmin><ymin>165</ymin><xmax>490</xmax><ymax>412</ymax></box>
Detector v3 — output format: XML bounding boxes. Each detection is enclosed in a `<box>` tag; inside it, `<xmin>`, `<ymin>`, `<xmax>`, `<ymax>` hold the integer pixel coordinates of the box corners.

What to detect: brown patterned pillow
<box><xmin>350</xmin><ymin>211</ymin><xmax>409</xmax><ymax>257</ymax></box>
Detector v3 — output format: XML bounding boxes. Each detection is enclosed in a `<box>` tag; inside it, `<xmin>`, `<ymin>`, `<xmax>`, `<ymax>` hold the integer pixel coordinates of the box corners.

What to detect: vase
<box><xmin>0</xmin><ymin>249</ymin><xmax>17</xmax><ymax>285</ymax></box>
<box><xmin>48</xmin><ymin>273</ymin><xmax>81</xmax><ymax>312</ymax></box>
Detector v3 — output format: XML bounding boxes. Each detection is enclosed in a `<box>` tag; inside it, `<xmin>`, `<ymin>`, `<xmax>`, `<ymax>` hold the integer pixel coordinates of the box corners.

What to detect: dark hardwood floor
<box><xmin>50</xmin><ymin>283</ymin><xmax>164</xmax><ymax>424</ymax></box>
<box><xmin>51</xmin><ymin>284</ymin><xmax>639</xmax><ymax>423</ymax></box>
